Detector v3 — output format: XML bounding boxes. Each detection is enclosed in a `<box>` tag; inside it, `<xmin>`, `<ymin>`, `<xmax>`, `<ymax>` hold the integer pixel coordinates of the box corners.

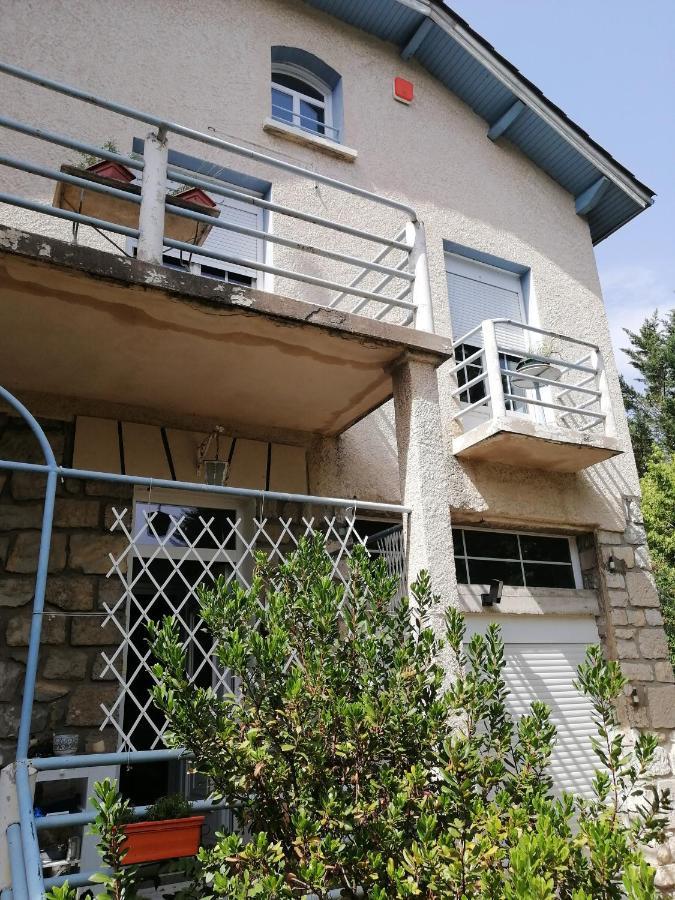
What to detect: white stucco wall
<box><xmin>0</xmin><ymin>0</ymin><xmax>640</xmax><ymax>531</ymax></box>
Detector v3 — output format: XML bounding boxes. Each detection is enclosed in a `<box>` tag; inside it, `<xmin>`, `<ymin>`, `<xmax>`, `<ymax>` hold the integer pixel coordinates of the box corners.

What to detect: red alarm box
<box><xmin>393</xmin><ymin>77</ymin><xmax>414</xmax><ymax>104</ymax></box>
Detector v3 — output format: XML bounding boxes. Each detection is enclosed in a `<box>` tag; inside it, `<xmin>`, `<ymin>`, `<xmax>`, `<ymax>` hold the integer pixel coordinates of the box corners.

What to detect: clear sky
<box><xmin>448</xmin><ymin>0</ymin><xmax>675</xmax><ymax>381</ymax></box>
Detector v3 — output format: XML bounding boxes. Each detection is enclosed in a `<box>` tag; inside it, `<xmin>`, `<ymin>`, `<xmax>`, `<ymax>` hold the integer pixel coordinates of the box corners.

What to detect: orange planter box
<box><xmin>122</xmin><ymin>815</ymin><xmax>205</xmax><ymax>864</ymax></box>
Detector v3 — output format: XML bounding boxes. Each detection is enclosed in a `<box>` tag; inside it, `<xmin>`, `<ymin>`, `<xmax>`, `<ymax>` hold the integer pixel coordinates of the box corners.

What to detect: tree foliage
<box><xmin>641</xmin><ymin>450</ymin><xmax>675</xmax><ymax>661</ymax></box>
<box><xmin>146</xmin><ymin>537</ymin><xmax>669</xmax><ymax>898</ymax></box>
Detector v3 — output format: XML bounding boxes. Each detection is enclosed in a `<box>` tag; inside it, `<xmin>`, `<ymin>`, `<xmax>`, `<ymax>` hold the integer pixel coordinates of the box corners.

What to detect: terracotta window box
<box><xmin>121</xmin><ymin>815</ymin><xmax>205</xmax><ymax>865</ymax></box>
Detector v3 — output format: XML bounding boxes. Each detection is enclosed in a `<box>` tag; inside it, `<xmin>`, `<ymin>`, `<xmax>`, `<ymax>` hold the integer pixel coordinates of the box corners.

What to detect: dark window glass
<box><xmin>520</xmin><ymin>535</ymin><xmax>572</xmax><ymax>563</ymax></box>
<box><xmin>464</xmin><ymin>530</ymin><xmax>519</xmax><ymax>560</ymax></box>
<box><xmin>135</xmin><ymin>503</ymin><xmax>238</xmax><ymax>550</ymax></box>
<box><xmin>200</xmin><ymin>264</ymin><xmax>226</xmax><ymax>280</ymax></box>
<box><xmin>452</xmin><ymin>528</ymin><xmax>464</xmax><ymax>548</ymax></box>
<box><xmin>272</xmin><ymin>71</ymin><xmax>324</xmax><ymax>100</ymax></box>
<box><xmin>466</xmin><ymin>559</ymin><xmax>523</xmax><ymax>586</ymax></box>
<box><xmin>455</xmin><ymin>343</ymin><xmax>487</xmax><ymax>404</ymax></box>
<box><xmin>299</xmin><ymin>99</ymin><xmax>325</xmax><ymax>134</ymax></box>
<box><xmin>271</xmin><ymin>87</ymin><xmax>293</xmax><ymax>123</ymax></box>
<box><xmin>454</xmin><ymin>556</ymin><xmax>468</xmax><ymax>584</ymax></box>
<box><xmin>523</xmin><ymin>563</ymin><xmax>575</xmax><ymax>589</ymax></box>
<box><xmin>226</xmin><ymin>271</ymin><xmax>254</xmax><ymax>286</ymax></box>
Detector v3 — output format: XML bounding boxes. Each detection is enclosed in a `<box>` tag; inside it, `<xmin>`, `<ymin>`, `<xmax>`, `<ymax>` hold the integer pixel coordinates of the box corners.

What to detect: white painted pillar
<box><xmin>137</xmin><ymin>129</ymin><xmax>168</xmax><ymax>264</ymax></box>
<box><xmin>481</xmin><ymin>319</ymin><xmax>507</xmax><ymax>419</ymax></box>
<box><xmin>406</xmin><ymin>219</ymin><xmax>434</xmax><ymax>334</ymax></box>
<box><xmin>392</xmin><ymin>353</ymin><xmax>458</xmax><ymax>608</ymax></box>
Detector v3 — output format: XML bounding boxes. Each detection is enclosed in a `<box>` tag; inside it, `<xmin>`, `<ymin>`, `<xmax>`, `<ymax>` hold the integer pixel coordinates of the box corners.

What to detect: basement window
<box><xmin>453</xmin><ymin>527</ymin><xmax>581</xmax><ymax>589</ymax></box>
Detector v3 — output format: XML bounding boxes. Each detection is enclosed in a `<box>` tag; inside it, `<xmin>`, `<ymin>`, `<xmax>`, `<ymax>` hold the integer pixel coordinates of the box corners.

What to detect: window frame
<box><xmin>453</xmin><ymin>525</ymin><xmax>583</xmax><ymax>590</ymax></box>
<box><xmin>271</xmin><ymin>62</ymin><xmax>338</xmax><ymax>142</ymax></box>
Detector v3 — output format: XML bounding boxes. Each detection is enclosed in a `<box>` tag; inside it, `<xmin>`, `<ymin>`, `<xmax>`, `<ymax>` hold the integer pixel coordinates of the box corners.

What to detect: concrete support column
<box><xmin>137</xmin><ymin>129</ymin><xmax>168</xmax><ymax>265</ymax></box>
<box><xmin>392</xmin><ymin>353</ymin><xmax>457</xmax><ymax>607</ymax></box>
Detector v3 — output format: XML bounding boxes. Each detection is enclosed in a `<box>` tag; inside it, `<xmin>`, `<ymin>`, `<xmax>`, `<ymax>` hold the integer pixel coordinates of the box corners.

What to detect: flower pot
<box><xmin>511</xmin><ymin>359</ymin><xmax>563</xmax><ymax>390</ymax></box>
<box><xmin>52</xmin><ymin>733</ymin><xmax>79</xmax><ymax>756</ymax></box>
<box><xmin>122</xmin><ymin>815</ymin><xmax>205</xmax><ymax>865</ymax></box>
<box><xmin>85</xmin><ymin>160</ymin><xmax>136</xmax><ymax>183</ymax></box>
<box><xmin>170</xmin><ymin>187</ymin><xmax>217</xmax><ymax>209</ymax></box>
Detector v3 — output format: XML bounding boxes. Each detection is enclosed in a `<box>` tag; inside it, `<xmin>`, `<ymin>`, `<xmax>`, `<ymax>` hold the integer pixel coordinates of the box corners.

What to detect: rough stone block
<box><xmin>625</xmin><ymin>569</ymin><xmax>660</xmax><ymax>607</ymax></box>
<box><xmin>638</xmin><ymin>628</ymin><xmax>670</xmax><ymax>660</ymax></box>
<box><xmin>645</xmin><ymin>608</ymin><xmax>664</xmax><ymax>627</ymax></box>
<box><xmin>616</xmin><ymin>639</ymin><xmax>639</xmax><ymax>659</ymax></box>
<box><xmin>0</xmin><ymin>577</ymin><xmax>34</xmax><ymax>608</ymax></box>
<box><xmin>626</xmin><ymin>608</ymin><xmax>646</xmax><ymax>627</ymax></box>
<box><xmin>597</xmin><ymin>530</ymin><xmax>622</xmax><ymax>545</ymax></box>
<box><xmin>634</xmin><ymin>546</ymin><xmax>651</xmax><ymax>569</ymax></box>
<box><xmin>0</xmin><ymin>503</ymin><xmax>44</xmax><ymax>531</ymax></box>
<box><xmin>6</xmin><ymin>532</ymin><xmax>67</xmax><ymax>573</ymax></box>
<box><xmin>615</xmin><ymin>627</ymin><xmax>635</xmax><ymax>640</ymax></box>
<box><xmin>624</xmin><ymin>523</ymin><xmax>647</xmax><ymax>545</ymax></box>
<box><xmin>43</xmin><ymin>649</ymin><xmax>88</xmax><ymax>680</ymax></box>
<box><xmin>6</xmin><ymin>613</ymin><xmax>65</xmax><ymax>646</ymax></box>
<box><xmin>608</xmin><ymin>590</ymin><xmax>629</xmax><ymax>608</ymax></box>
<box><xmin>0</xmin><ymin>659</ymin><xmax>25</xmax><ymax>699</ymax></box>
<box><xmin>655</xmin><ymin>864</ymin><xmax>675</xmax><ymax>891</ymax></box>
<box><xmin>624</xmin><ymin>495</ymin><xmax>644</xmax><ymax>526</ymax></box>
<box><xmin>655</xmin><ymin>661</ymin><xmax>675</xmax><ymax>684</ymax></box>
<box><xmin>612</xmin><ymin>609</ymin><xmax>629</xmax><ymax>626</ymax></box>
<box><xmin>66</xmin><ymin>684</ymin><xmax>119</xmax><ymax>727</ymax></box>
<box><xmin>85</xmin><ymin>480</ymin><xmax>133</xmax><ymax>499</ymax></box>
<box><xmin>34</xmin><ymin>681</ymin><xmax>70</xmax><ymax>702</ymax></box>
<box><xmin>647</xmin><ymin>685</ymin><xmax>675</xmax><ymax>729</ymax></box>
<box><xmin>602</xmin><ymin>545</ymin><xmax>635</xmax><ymax>568</ymax></box>
<box><xmin>10</xmin><ymin>472</ymin><xmax>48</xmax><ymax>501</ymax></box>
<box><xmin>0</xmin><ymin>534</ymin><xmax>8</xmax><ymax>564</ymax></box>
<box><xmin>97</xmin><ymin>576</ymin><xmax>125</xmax><ymax>610</ymax></box>
<box><xmin>46</xmin><ymin>576</ymin><xmax>95</xmax><ymax>611</ymax></box>
<box><xmin>92</xmin><ymin>655</ymin><xmax>116</xmax><ymax>681</ymax></box>
<box><xmin>68</xmin><ymin>533</ymin><xmax>127</xmax><ymax>574</ymax></box>
<box><xmin>71</xmin><ymin>616</ymin><xmax>120</xmax><ymax>646</ymax></box>
<box><xmin>0</xmin><ymin>428</ymin><xmax>64</xmax><ymax>465</ymax></box>
<box><xmin>104</xmin><ymin>504</ymin><xmax>132</xmax><ymax>531</ymax></box>
<box><xmin>620</xmin><ymin>661</ymin><xmax>654</xmax><ymax>682</ymax></box>
<box><xmin>53</xmin><ymin>499</ymin><xmax>101</xmax><ymax>529</ymax></box>
<box><xmin>647</xmin><ymin>745</ymin><xmax>672</xmax><ymax>777</ymax></box>
<box><xmin>0</xmin><ymin>702</ymin><xmax>48</xmax><ymax>738</ymax></box>
<box><xmin>604</xmin><ymin>572</ymin><xmax>626</xmax><ymax>590</ymax></box>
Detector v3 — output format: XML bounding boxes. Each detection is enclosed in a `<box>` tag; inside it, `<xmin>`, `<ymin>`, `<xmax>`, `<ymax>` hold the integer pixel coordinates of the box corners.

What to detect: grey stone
<box><xmin>10</xmin><ymin>472</ymin><xmax>49</xmax><ymax>501</ymax></box>
<box><xmin>46</xmin><ymin>576</ymin><xmax>95</xmax><ymax>611</ymax></box>
<box><xmin>634</xmin><ymin>546</ymin><xmax>651</xmax><ymax>569</ymax></box>
<box><xmin>34</xmin><ymin>680</ymin><xmax>70</xmax><ymax>702</ymax></box>
<box><xmin>53</xmin><ymin>499</ymin><xmax>101</xmax><ymax>529</ymax></box>
<box><xmin>0</xmin><ymin>702</ymin><xmax>48</xmax><ymax>738</ymax></box>
<box><xmin>615</xmin><ymin>627</ymin><xmax>635</xmax><ymax>640</ymax></box>
<box><xmin>97</xmin><ymin>577</ymin><xmax>125</xmax><ymax>610</ymax></box>
<box><xmin>0</xmin><ymin>659</ymin><xmax>24</xmax><ymax>699</ymax></box>
<box><xmin>616</xmin><ymin>639</ymin><xmax>639</xmax><ymax>659</ymax></box>
<box><xmin>608</xmin><ymin>589</ymin><xmax>629</xmax><ymax>608</ymax></box>
<box><xmin>620</xmin><ymin>662</ymin><xmax>654</xmax><ymax>682</ymax></box>
<box><xmin>638</xmin><ymin>628</ymin><xmax>670</xmax><ymax>660</ymax></box>
<box><xmin>647</xmin><ymin>685</ymin><xmax>675</xmax><ymax>729</ymax></box>
<box><xmin>0</xmin><ymin>577</ymin><xmax>34</xmax><ymax>608</ymax></box>
<box><xmin>602</xmin><ymin>545</ymin><xmax>635</xmax><ymax>568</ymax></box>
<box><xmin>91</xmin><ymin>655</ymin><xmax>116</xmax><ymax>681</ymax></box>
<box><xmin>626</xmin><ymin>608</ymin><xmax>646</xmax><ymax>627</ymax></box>
<box><xmin>6</xmin><ymin>532</ymin><xmax>67</xmax><ymax>573</ymax></box>
<box><xmin>624</xmin><ymin>495</ymin><xmax>644</xmax><ymax>526</ymax></box>
<box><xmin>68</xmin><ymin>533</ymin><xmax>127</xmax><ymax>574</ymax></box>
<box><xmin>43</xmin><ymin>649</ymin><xmax>88</xmax><ymax>680</ymax></box>
<box><xmin>0</xmin><ymin>534</ymin><xmax>8</xmax><ymax>563</ymax></box>
<box><xmin>604</xmin><ymin>572</ymin><xmax>626</xmax><ymax>590</ymax></box>
<box><xmin>6</xmin><ymin>613</ymin><xmax>66</xmax><ymax>646</ymax></box>
<box><xmin>624</xmin><ymin>523</ymin><xmax>647</xmax><ymax>545</ymax></box>
<box><xmin>66</xmin><ymin>684</ymin><xmax>119</xmax><ymax>727</ymax></box>
<box><xmin>0</xmin><ymin>428</ymin><xmax>64</xmax><ymax>465</ymax></box>
<box><xmin>655</xmin><ymin>661</ymin><xmax>675</xmax><ymax>683</ymax></box>
<box><xmin>612</xmin><ymin>609</ymin><xmax>628</xmax><ymax>626</ymax></box>
<box><xmin>71</xmin><ymin>616</ymin><xmax>120</xmax><ymax>646</ymax></box>
<box><xmin>645</xmin><ymin>608</ymin><xmax>664</xmax><ymax>626</ymax></box>
<box><xmin>625</xmin><ymin>569</ymin><xmax>660</xmax><ymax>608</ymax></box>
<box><xmin>655</xmin><ymin>864</ymin><xmax>675</xmax><ymax>891</ymax></box>
<box><xmin>597</xmin><ymin>530</ymin><xmax>622</xmax><ymax>545</ymax></box>
<box><xmin>85</xmin><ymin>480</ymin><xmax>133</xmax><ymax>499</ymax></box>
<box><xmin>0</xmin><ymin>503</ymin><xmax>44</xmax><ymax>531</ymax></box>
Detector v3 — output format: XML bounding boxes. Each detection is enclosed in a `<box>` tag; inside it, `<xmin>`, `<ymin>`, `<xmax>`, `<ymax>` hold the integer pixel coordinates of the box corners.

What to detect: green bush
<box><xmin>143</xmin><ymin>536</ymin><xmax>671</xmax><ymax>898</ymax></box>
<box><xmin>146</xmin><ymin>793</ymin><xmax>193</xmax><ymax>822</ymax></box>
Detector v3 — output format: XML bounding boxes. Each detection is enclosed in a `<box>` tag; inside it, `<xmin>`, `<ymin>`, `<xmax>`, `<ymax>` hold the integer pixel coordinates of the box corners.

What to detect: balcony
<box><xmin>0</xmin><ymin>61</ymin><xmax>451</xmax><ymax>435</ymax></box>
<box><xmin>449</xmin><ymin>319</ymin><xmax>622</xmax><ymax>472</ymax></box>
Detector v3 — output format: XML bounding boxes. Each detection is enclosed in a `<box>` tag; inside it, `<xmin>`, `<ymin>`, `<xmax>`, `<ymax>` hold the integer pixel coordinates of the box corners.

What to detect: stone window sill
<box><xmin>458</xmin><ymin>584</ymin><xmax>600</xmax><ymax>617</ymax></box>
<box><xmin>262</xmin><ymin>118</ymin><xmax>358</xmax><ymax>162</ymax></box>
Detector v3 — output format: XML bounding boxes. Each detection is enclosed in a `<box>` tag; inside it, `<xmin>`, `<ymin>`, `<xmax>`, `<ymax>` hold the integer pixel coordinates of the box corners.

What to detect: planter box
<box><xmin>122</xmin><ymin>815</ymin><xmax>205</xmax><ymax>865</ymax></box>
<box><xmin>171</xmin><ymin>187</ymin><xmax>218</xmax><ymax>209</ymax></box>
<box><xmin>52</xmin><ymin>166</ymin><xmax>219</xmax><ymax>246</ymax></box>
<box><xmin>86</xmin><ymin>160</ymin><xmax>136</xmax><ymax>183</ymax></box>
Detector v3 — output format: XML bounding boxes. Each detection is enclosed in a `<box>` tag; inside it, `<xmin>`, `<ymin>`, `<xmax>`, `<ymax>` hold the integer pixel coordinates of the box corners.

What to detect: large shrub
<box><xmin>147</xmin><ymin>536</ymin><xmax>669</xmax><ymax>899</ymax></box>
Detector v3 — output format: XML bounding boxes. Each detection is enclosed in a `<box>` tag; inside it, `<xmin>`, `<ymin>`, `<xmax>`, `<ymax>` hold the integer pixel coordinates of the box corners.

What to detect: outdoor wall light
<box><xmin>631</xmin><ymin>687</ymin><xmax>640</xmax><ymax>706</ymax></box>
<box><xmin>197</xmin><ymin>426</ymin><xmax>230</xmax><ymax>486</ymax></box>
<box><xmin>607</xmin><ymin>554</ymin><xmax>617</xmax><ymax>573</ymax></box>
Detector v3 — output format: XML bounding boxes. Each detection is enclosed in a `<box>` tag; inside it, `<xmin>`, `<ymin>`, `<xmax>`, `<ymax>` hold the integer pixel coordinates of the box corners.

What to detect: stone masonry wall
<box><xmin>0</xmin><ymin>414</ymin><xmax>128</xmax><ymax>765</ymax></box>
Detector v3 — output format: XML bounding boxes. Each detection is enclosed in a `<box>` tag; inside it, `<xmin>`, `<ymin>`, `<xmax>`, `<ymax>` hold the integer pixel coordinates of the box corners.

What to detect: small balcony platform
<box><xmin>449</xmin><ymin>318</ymin><xmax>623</xmax><ymax>473</ymax></box>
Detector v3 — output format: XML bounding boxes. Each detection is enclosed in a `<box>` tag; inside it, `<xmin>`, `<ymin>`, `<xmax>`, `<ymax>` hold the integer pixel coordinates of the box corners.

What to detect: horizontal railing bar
<box><xmin>450</xmin><ymin>371</ymin><xmax>487</xmax><ymax>397</ymax></box>
<box><xmin>447</xmin><ymin>348</ymin><xmax>485</xmax><ymax>375</ymax></box>
<box><xmin>332</xmin><ymin>241</ymin><xmax>407</xmax><ymax>310</ymax></box>
<box><xmin>0</xmin><ymin>60</ymin><xmax>417</xmax><ymax>216</ymax></box>
<box><xmin>44</xmin><ymin>870</ymin><xmax>109</xmax><ymax>890</ymax></box>
<box><xmin>161</xmin><ymin>201</ymin><xmax>414</xmax><ymax>281</ymax></box>
<box><xmin>496</xmin><ymin>348</ymin><xmax>597</xmax><ymax>375</ymax></box>
<box><xmin>453</xmin><ymin>395</ymin><xmax>491</xmax><ymax>419</ymax></box>
<box><xmin>500</xmin><ymin>367</ymin><xmax>601</xmax><ymax>395</ymax></box>
<box><xmin>503</xmin><ymin>393</ymin><xmax>605</xmax><ymax>419</ymax></box>
<box><xmin>166</xmin><ymin>167</ymin><xmax>412</xmax><ymax>251</ymax></box>
<box><xmin>0</xmin><ymin>113</ymin><xmax>144</xmax><ymax>171</ymax></box>
<box><xmin>0</xmin><ymin>191</ymin><xmax>140</xmax><ymax>238</ymax></box>
<box><xmin>495</xmin><ymin>319</ymin><xmax>600</xmax><ymax>351</ymax></box>
<box><xmin>557</xmin><ymin>372</ymin><xmax>596</xmax><ymax>402</ymax></box>
<box><xmin>0</xmin><ymin>460</ymin><xmax>412</xmax><ymax>514</ymax></box>
<box><xmin>451</xmin><ymin>323</ymin><xmax>485</xmax><ymax>349</ymax></box>
<box><xmin>30</xmin><ymin>748</ymin><xmax>188</xmax><ymax>771</ymax></box>
<box><xmin>36</xmin><ymin>798</ymin><xmax>231</xmax><ymax>831</ymax></box>
<box><xmin>578</xmin><ymin>419</ymin><xmax>603</xmax><ymax>432</ymax></box>
<box><xmin>161</xmin><ymin>233</ymin><xmax>417</xmax><ymax>309</ymax></box>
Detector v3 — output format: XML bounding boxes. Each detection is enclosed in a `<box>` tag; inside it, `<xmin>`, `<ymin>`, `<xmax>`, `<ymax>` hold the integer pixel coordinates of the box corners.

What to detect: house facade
<box><xmin>0</xmin><ymin>0</ymin><xmax>673</xmax><ymax>894</ymax></box>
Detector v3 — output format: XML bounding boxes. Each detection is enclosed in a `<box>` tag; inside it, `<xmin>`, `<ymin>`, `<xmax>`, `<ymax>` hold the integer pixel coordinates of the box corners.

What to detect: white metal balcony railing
<box><xmin>0</xmin><ymin>60</ymin><xmax>433</xmax><ymax>330</ymax></box>
<box><xmin>449</xmin><ymin>319</ymin><xmax>613</xmax><ymax>438</ymax></box>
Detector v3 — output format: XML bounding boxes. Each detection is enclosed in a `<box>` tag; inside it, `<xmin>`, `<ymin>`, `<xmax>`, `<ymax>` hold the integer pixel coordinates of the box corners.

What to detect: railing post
<box><xmin>481</xmin><ymin>319</ymin><xmax>507</xmax><ymax>419</ymax></box>
<box><xmin>137</xmin><ymin>128</ymin><xmax>168</xmax><ymax>264</ymax></box>
<box><xmin>592</xmin><ymin>348</ymin><xmax>615</xmax><ymax>437</ymax></box>
<box><xmin>405</xmin><ymin>219</ymin><xmax>434</xmax><ymax>333</ymax></box>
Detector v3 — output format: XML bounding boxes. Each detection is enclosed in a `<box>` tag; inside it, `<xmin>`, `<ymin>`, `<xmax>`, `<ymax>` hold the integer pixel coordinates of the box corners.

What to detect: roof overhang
<box><xmin>0</xmin><ymin>226</ymin><xmax>453</xmax><ymax>437</ymax></box>
<box><xmin>304</xmin><ymin>0</ymin><xmax>655</xmax><ymax>243</ymax></box>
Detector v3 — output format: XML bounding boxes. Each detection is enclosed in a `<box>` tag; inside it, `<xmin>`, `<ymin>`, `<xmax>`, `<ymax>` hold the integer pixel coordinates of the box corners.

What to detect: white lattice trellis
<box><xmin>97</xmin><ymin>503</ymin><xmax>405</xmax><ymax>751</ymax></box>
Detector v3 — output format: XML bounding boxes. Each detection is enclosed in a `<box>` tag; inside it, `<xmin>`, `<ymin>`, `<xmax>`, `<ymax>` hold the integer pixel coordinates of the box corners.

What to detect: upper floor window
<box><xmin>271</xmin><ymin>47</ymin><xmax>343</xmax><ymax>143</ymax></box>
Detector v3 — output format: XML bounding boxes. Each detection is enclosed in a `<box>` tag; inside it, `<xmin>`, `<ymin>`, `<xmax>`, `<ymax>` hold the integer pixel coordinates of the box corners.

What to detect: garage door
<box><xmin>465</xmin><ymin>616</ymin><xmax>600</xmax><ymax>797</ymax></box>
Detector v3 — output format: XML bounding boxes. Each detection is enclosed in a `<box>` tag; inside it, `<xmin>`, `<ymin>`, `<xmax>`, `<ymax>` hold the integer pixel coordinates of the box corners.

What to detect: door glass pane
<box><xmin>271</xmin><ymin>87</ymin><xmax>293</xmax><ymax>123</ymax></box>
<box><xmin>464</xmin><ymin>530</ymin><xmax>519</xmax><ymax>560</ymax></box>
<box><xmin>523</xmin><ymin>563</ymin><xmax>575</xmax><ymax>589</ymax></box>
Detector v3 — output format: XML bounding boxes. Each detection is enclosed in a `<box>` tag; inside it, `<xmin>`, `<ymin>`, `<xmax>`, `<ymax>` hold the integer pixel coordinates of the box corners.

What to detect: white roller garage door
<box><xmin>465</xmin><ymin>616</ymin><xmax>600</xmax><ymax>797</ymax></box>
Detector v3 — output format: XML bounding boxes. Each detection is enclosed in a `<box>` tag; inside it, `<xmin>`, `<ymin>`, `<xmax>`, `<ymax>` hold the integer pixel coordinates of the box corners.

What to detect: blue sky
<box><xmin>449</xmin><ymin>0</ymin><xmax>675</xmax><ymax>380</ymax></box>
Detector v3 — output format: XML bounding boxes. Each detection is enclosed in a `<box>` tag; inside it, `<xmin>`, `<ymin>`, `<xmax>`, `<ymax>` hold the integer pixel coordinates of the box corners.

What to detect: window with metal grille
<box><xmin>453</xmin><ymin>527</ymin><xmax>580</xmax><ymax>589</ymax></box>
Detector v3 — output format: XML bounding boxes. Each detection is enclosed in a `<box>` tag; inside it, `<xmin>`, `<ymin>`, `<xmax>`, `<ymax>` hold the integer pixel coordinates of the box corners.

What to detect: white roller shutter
<box><xmin>465</xmin><ymin>617</ymin><xmax>599</xmax><ymax>797</ymax></box>
<box><xmin>445</xmin><ymin>254</ymin><xmax>526</xmax><ymax>352</ymax></box>
<box><xmin>190</xmin><ymin>195</ymin><xmax>262</xmax><ymax>276</ymax></box>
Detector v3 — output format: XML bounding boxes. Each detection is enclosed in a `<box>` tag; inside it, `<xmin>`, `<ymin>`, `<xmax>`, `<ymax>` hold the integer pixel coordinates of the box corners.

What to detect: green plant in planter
<box><xmin>144</xmin><ymin>535</ymin><xmax>670</xmax><ymax>899</ymax></box>
<box><xmin>146</xmin><ymin>793</ymin><xmax>193</xmax><ymax>822</ymax></box>
<box><xmin>75</xmin><ymin>138</ymin><xmax>120</xmax><ymax>169</ymax></box>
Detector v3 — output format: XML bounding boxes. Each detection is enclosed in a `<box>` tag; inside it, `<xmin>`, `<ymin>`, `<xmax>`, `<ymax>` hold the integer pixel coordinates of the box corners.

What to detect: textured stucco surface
<box><xmin>0</xmin><ymin>0</ymin><xmax>641</xmax><ymax>529</ymax></box>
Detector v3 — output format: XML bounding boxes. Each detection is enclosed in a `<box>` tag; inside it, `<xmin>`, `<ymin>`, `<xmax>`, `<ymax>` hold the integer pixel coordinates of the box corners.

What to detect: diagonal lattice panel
<box><xmin>98</xmin><ymin>502</ymin><xmax>406</xmax><ymax>751</ymax></box>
